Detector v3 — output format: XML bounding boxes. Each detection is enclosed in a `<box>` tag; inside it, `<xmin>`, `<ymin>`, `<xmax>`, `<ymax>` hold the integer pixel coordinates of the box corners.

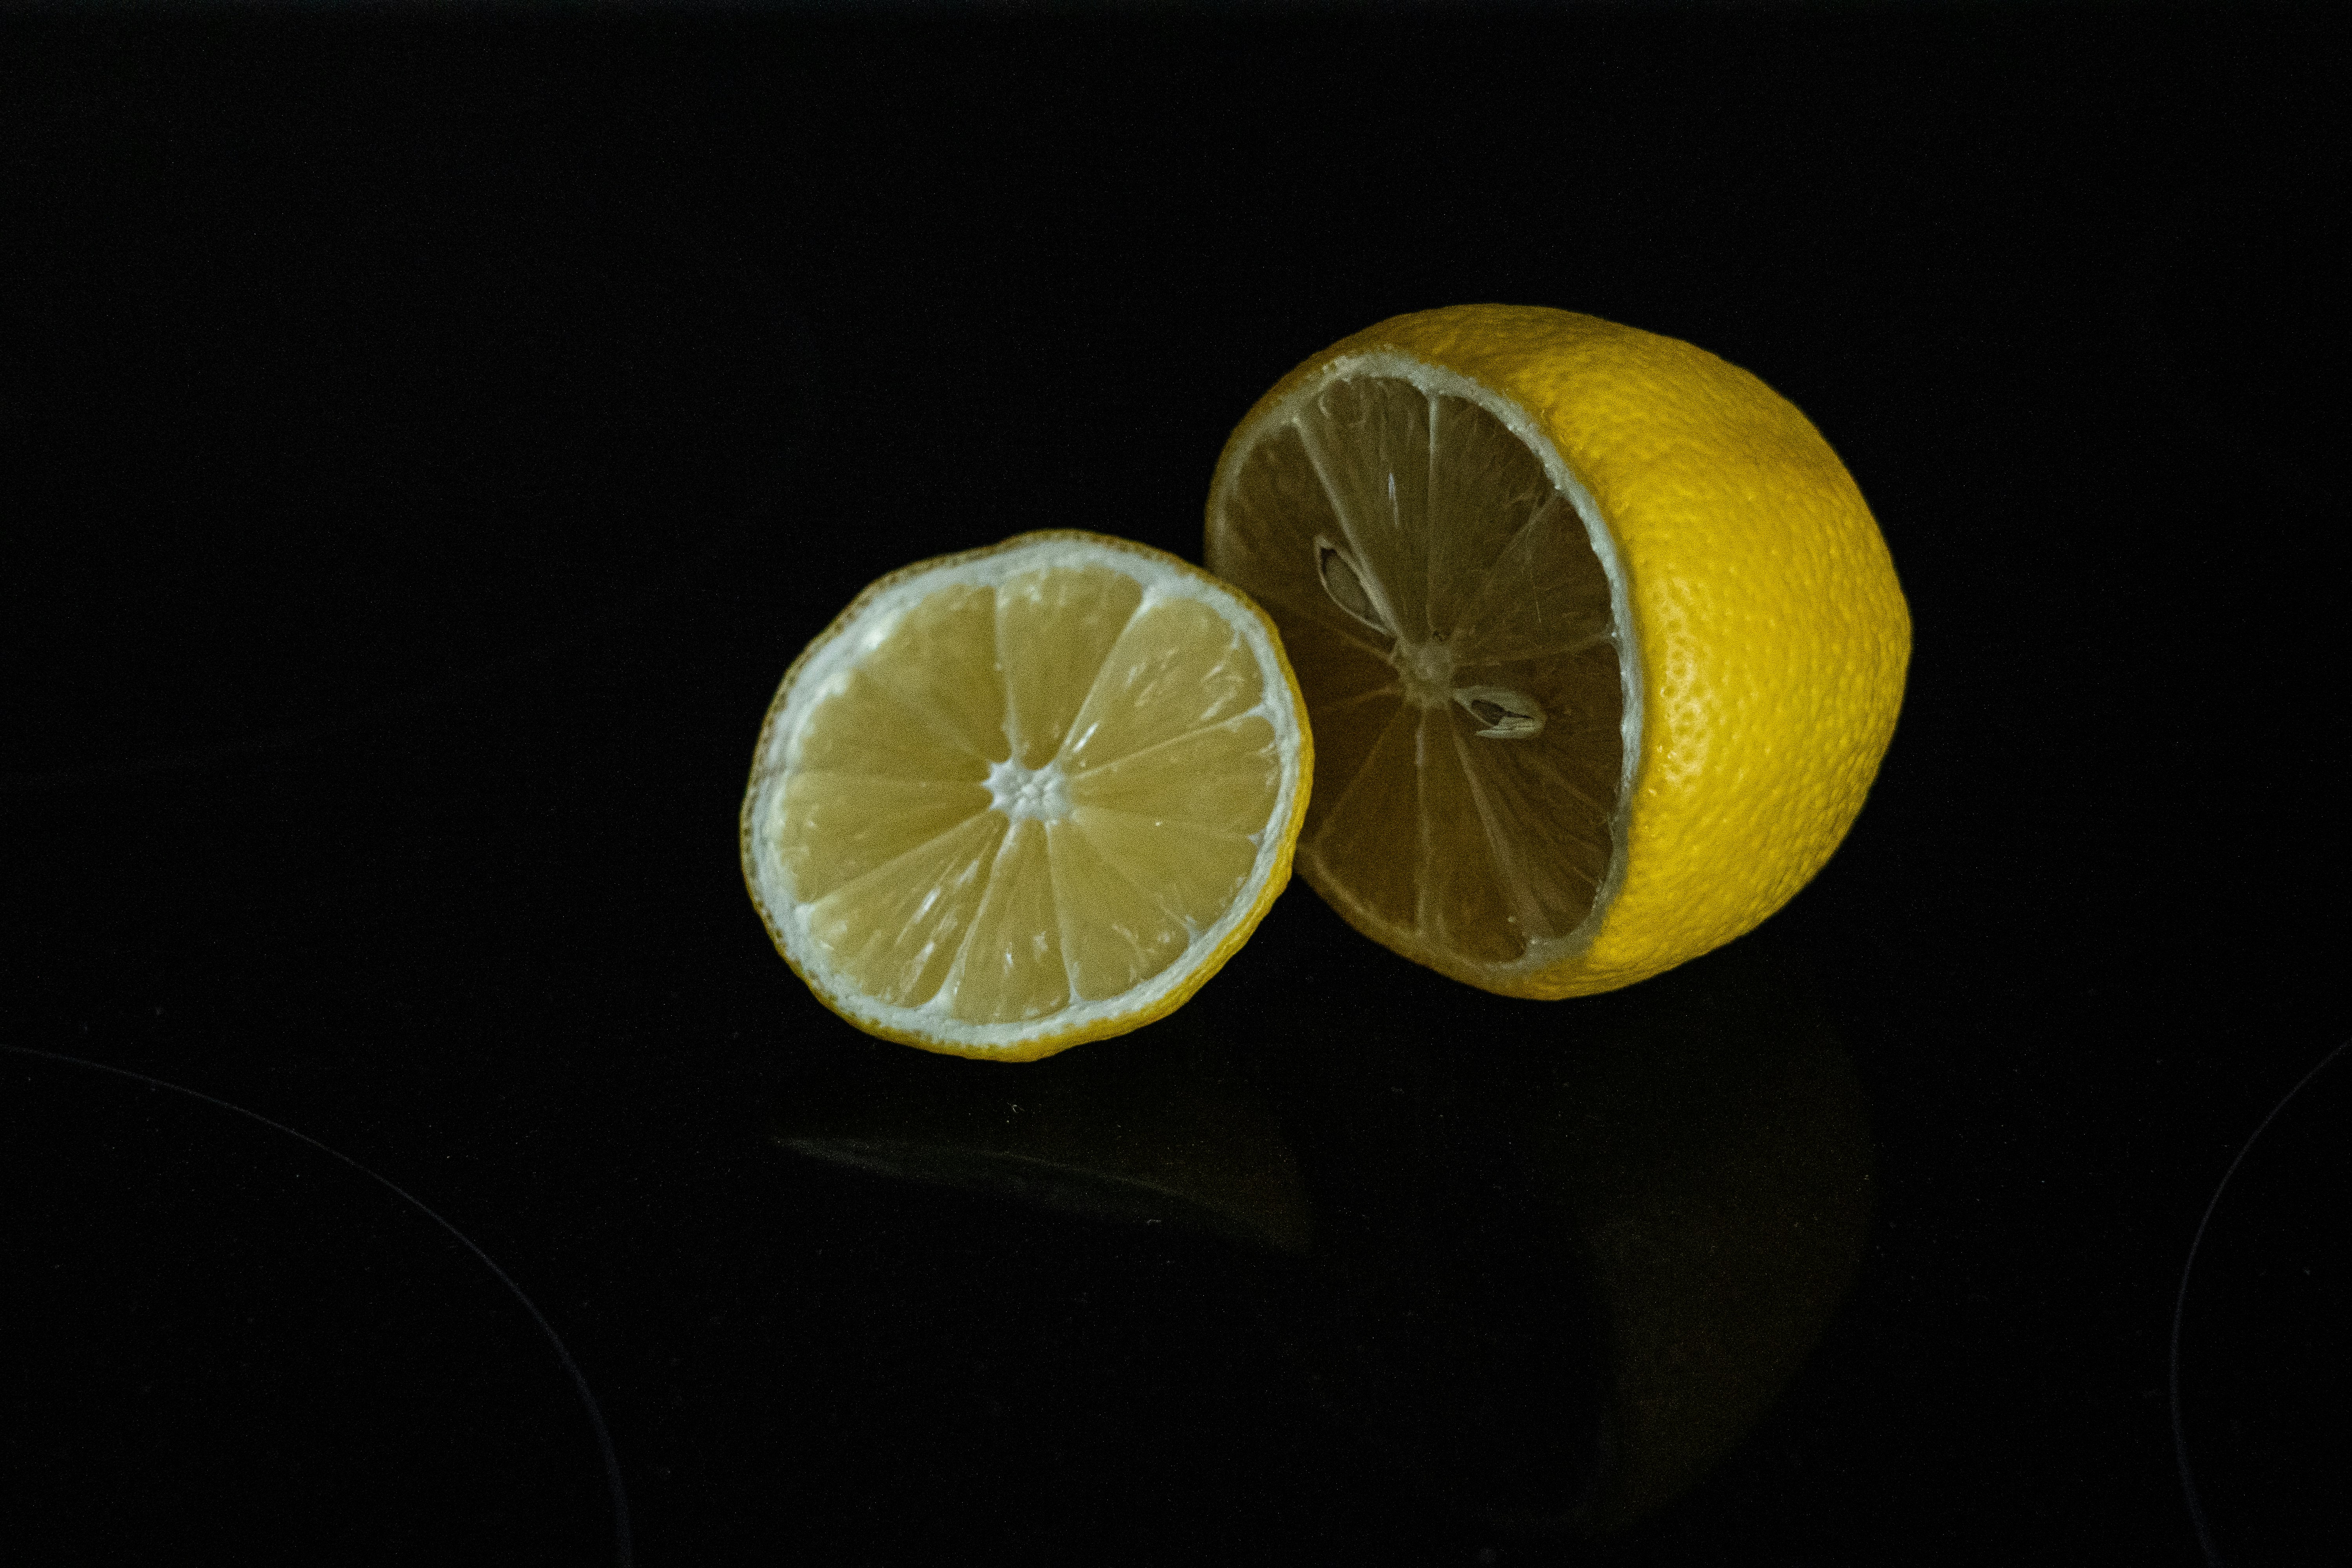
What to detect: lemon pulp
<box><xmin>745</xmin><ymin>533</ymin><xmax>1307</xmax><ymax>1054</ymax></box>
<box><xmin>1210</xmin><ymin>364</ymin><xmax>1633</xmax><ymax>969</ymax></box>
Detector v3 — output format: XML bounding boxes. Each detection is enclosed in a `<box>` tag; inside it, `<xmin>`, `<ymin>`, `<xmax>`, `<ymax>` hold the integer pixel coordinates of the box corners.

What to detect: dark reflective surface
<box><xmin>768</xmin><ymin>920</ymin><xmax>1871</xmax><ymax>1550</ymax></box>
<box><xmin>2174</xmin><ymin>1043</ymin><xmax>2351</xmax><ymax>1565</ymax></box>
<box><xmin>780</xmin><ymin>1028</ymin><xmax>1319</xmax><ymax>1257</ymax></box>
<box><xmin>3</xmin><ymin>11</ymin><xmax>2339</xmax><ymax>1564</ymax></box>
<box><xmin>2</xmin><ymin>1053</ymin><xmax>619</xmax><ymax>1565</ymax></box>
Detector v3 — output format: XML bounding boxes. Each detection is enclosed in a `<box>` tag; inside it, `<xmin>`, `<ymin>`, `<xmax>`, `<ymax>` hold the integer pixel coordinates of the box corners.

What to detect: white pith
<box><xmin>742</xmin><ymin>534</ymin><xmax>1308</xmax><ymax>1054</ymax></box>
<box><xmin>985</xmin><ymin>757</ymin><xmax>1073</xmax><ymax>823</ymax></box>
<box><xmin>1206</xmin><ymin>351</ymin><xmax>1644</xmax><ymax>980</ymax></box>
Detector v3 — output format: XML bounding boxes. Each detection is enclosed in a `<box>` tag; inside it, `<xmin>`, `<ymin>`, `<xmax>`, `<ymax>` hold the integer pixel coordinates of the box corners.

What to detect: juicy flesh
<box><xmin>777</xmin><ymin>565</ymin><xmax>1280</xmax><ymax>1024</ymax></box>
<box><xmin>1214</xmin><ymin>375</ymin><xmax>1624</xmax><ymax>964</ymax></box>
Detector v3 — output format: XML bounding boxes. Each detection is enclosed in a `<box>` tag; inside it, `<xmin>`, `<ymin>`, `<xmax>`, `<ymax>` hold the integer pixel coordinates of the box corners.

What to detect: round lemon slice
<box><xmin>742</xmin><ymin>531</ymin><xmax>1312</xmax><ymax>1059</ymax></box>
<box><xmin>1206</xmin><ymin>305</ymin><xmax>1908</xmax><ymax>1000</ymax></box>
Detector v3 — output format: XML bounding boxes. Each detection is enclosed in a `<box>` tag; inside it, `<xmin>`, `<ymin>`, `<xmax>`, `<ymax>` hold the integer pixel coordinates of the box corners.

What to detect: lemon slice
<box><xmin>741</xmin><ymin>531</ymin><xmax>1312</xmax><ymax>1059</ymax></box>
<box><xmin>1206</xmin><ymin>305</ymin><xmax>1908</xmax><ymax>999</ymax></box>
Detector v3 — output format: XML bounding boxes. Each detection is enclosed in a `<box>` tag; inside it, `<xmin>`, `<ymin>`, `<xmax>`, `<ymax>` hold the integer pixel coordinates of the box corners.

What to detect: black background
<box><xmin>2</xmin><ymin>5</ymin><xmax>2344</xmax><ymax>1564</ymax></box>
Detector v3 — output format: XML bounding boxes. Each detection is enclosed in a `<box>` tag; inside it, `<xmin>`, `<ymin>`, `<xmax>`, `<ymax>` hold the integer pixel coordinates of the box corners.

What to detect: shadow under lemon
<box><xmin>773</xmin><ymin>915</ymin><xmax>1871</xmax><ymax>1540</ymax></box>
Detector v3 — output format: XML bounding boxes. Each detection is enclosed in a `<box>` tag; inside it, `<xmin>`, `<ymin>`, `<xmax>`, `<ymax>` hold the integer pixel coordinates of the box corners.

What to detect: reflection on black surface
<box><xmin>779</xmin><ymin>1036</ymin><xmax>1314</xmax><ymax>1256</ymax></box>
<box><xmin>774</xmin><ymin>920</ymin><xmax>1871</xmax><ymax>1542</ymax></box>
<box><xmin>1</xmin><ymin>1051</ymin><xmax>622</xmax><ymax>1566</ymax></box>
<box><xmin>1502</xmin><ymin>935</ymin><xmax>1873</xmax><ymax>1534</ymax></box>
<box><xmin>2173</xmin><ymin>1039</ymin><xmax>2350</xmax><ymax>1565</ymax></box>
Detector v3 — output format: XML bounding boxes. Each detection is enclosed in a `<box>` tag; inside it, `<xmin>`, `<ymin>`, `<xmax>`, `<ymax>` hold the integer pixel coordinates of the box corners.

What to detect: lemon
<box><xmin>741</xmin><ymin>530</ymin><xmax>1312</xmax><ymax>1059</ymax></box>
<box><xmin>1205</xmin><ymin>305</ymin><xmax>1908</xmax><ymax>999</ymax></box>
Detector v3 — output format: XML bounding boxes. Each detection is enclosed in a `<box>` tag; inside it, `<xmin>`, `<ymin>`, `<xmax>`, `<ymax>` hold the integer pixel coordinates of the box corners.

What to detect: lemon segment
<box><xmin>743</xmin><ymin>531</ymin><xmax>1311</xmax><ymax>1059</ymax></box>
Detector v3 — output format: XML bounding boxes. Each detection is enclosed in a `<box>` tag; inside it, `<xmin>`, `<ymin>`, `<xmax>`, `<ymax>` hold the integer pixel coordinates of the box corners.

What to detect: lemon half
<box><xmin>1206</xmin><ymin>305</ymin><xmax>1909</xmax><ymax>999</ymax></box>
<box><xmin>742</xmin><ymin>531</ymin><xmax>1312</xmax><ymax>1059</ymax></box>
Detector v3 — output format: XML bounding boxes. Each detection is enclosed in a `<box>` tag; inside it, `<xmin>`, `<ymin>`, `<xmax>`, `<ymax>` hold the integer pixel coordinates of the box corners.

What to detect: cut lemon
<box><xmin>741</xmin><ymin>531</ymin><xmax>1312</xmax><ymax>1060</ymax></box>
<box><xmin>1206</xmin><ymin>305</ymin><xmax>1909</xmax><ymax>999</ymax></box>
